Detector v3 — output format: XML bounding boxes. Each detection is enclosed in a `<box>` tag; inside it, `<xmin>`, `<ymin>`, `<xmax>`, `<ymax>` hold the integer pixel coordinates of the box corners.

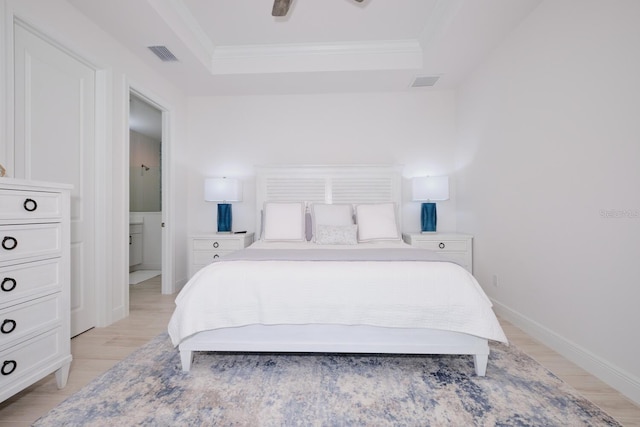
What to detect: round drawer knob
<box><xmin>1</xmin><ymin>360</ymin><xmax>17</xmax><ymax>376</ymax></box>
<box><xmin>213</xmin><ymin>254</ymin><xmax>220</xmax><ymax>259</ymax></box>
<box><xmin>2</xmin><ymin>236</ymin><xmax>18</xmax><ymax>251</ymax></box>
<box><xmin>1</xmin><ymin>278</ymin><xmax>17</xmax><ymax>292</ymax></box>
<box><xmin>438</xmin><ymin>242</ymin><xmax>445</xmax><ymax>249</ymax></box>
<box><xmin>23</xmin><ymin>198</ymin><xmax>38</xmax><ymax>212</ymax></box>
<box><xmin>213</xmin><ymin>242</ymin><xmax>219</xmax><ymax>248</ymax></box>
<box><xmin>1</xmin><ymin>319</ymin><xmax>16</xmax><ymax>334</ymax></box>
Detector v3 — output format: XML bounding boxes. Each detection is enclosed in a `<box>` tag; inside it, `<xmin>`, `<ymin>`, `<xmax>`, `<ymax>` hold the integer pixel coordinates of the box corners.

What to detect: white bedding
<box><xmin>168</xmin><ymin>240</ymin><xmax>507</xmax><ymax>347</ymax></box>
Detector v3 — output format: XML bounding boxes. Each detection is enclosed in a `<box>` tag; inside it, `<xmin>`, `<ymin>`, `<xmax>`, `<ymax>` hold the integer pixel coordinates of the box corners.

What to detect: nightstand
<box><xmin>402</xmin><ymin>233</ymin><xmax>473</xmax><ymax>274</ymax></box>
<box><xmin>189</xmin><ymin>233</ymin><xmax>254</xmax><ymax>278</ymax></box>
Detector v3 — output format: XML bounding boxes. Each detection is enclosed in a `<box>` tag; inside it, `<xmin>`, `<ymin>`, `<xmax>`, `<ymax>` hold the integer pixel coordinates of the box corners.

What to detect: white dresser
<box><xmin>0</xmin><ymin>179</ymin><xmax>72</xmax><ymax>403</ymax></box>
<box><xmin>402</xmin><ymin>232</ymin><xmax>473</xmax><ymax>274</ymax></box>
<box><xmin>189</xmin><ymin>233</ymin><xmax>254</xmax><ymax>279</ymax></box>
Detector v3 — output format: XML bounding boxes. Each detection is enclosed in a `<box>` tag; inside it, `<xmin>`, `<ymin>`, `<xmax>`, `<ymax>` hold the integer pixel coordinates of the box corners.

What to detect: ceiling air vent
<box><xmin>148</xmin><ymin>46</ymin><xmax>178</xmax><ymax>62</ymax></box>
<box><xmin>411</xmin><ymin>75</ymin><xmax>440</xmax><ymax>88</ymax></box>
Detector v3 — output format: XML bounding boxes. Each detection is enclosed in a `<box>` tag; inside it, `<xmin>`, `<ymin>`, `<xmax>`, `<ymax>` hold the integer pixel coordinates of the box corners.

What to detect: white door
<box><xmin>14</xmin><ymin>23</ymin><xmax>96</xmax><ymax>336</ymax></box>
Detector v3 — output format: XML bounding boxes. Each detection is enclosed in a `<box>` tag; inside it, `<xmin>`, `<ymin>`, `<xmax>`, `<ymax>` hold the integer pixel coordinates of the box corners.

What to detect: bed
<box><xmin>168</xmin><ymin>165</ymin><xmax>507</xmax><ymax>376</ymax></box>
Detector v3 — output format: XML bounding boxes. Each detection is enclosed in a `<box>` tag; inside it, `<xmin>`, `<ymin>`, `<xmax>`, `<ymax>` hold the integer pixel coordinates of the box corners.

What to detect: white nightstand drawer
<box><xmin>0</xmin><ymin>294</ymin><xmax>61</xmax><ymax>348</ymax></box>
<box><xmin>193</xmin><ymin>251</ymin><xmax>234</xmax><ymax>265</ymax></box>
<box><xmin>0</xmin><ymin>190</ymin><xmax>63</xmax><ymax>221</ymax></box>
<box><xmin>0</xmin><ymin>224</ymin><xmax>62</xmax><ymax>263</ymax></box>
<box><xmin>0</xmin><ymin>259</ymin><xmax>62</xmax><ymax>308</ymax></box>
<box><xmin>189</xmin><ymin>233</ymin><xmax>254</xmax><ymax>279</ymax></box>
<box><xmin>411</xmin><ymin>239</ymin><xmax>468</xmax><ymax>252</ymax></box>
<box><xmin>402</xmin><ymin>233</ymin><xmax>473</xmax><ymax>274</ymax></box>
<box><xmin>193</xmin><ymin>238</ymin><xmax>243</xmax><ymax>251</ymax></box>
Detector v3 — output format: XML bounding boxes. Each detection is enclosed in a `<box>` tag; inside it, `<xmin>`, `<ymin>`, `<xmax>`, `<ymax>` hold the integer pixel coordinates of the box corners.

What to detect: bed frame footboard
<box><xmin>177</xmin><ymin>325</ymin><xmax>491</xmax><ymax>376</ymax></box>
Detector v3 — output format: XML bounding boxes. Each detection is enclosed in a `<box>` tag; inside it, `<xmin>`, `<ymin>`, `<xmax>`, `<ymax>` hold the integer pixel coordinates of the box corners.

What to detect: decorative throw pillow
<box><xmin>263</xmin><ymin>202</ymin><xmax>306</xmax><ymax>241</ymax></box>
<box><xmin>315</xmin><ymin>224</ymin><xmax>358</xmax><ymax>245</ymax></box>
<box><xmin>311</xmin><ymin>203</ymin><xmax>354</xmax><ymax>241</ymax></box>
<box><xmin>355</xmin><ymin>203</ymin><xmax>400</xmax><ymax>242</ymax></box>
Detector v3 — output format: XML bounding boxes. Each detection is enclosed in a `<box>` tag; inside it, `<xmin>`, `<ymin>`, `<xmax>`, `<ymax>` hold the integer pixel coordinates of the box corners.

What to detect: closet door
<box><xmin>14</xmin><ymin>23</ymin><xmax>96</xmax><ymax>337</ymax></box>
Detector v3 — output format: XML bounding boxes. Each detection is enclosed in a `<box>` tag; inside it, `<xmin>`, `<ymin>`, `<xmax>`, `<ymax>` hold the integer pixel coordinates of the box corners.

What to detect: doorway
<box><xmin>128</xmin><ymin>93</ymin><xmax>163</xmax><ymax>291</ymax></box>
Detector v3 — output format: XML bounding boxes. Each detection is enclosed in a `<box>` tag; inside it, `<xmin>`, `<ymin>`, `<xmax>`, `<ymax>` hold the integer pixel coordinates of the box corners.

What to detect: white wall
<box><xmin>1</xmin><ymin>0</ymin><xmax>189</xmax><ymax>323</ymax></box>
<box><xmin>187</xmin><ymin>91</ymin><xmax>458</xmax><ymax>235</ymax></box>
<box><xmin>456</xmin><ymin>0</ymin><xmax>640</xmax><ymax>402</ymax></box>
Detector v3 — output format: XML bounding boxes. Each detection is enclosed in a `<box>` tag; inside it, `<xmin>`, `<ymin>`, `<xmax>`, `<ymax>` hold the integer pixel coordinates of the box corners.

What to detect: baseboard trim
<box><xmin>492</xmin><ymin>299</ymin><xmax>640</xmax><ymax>406</ymax></box>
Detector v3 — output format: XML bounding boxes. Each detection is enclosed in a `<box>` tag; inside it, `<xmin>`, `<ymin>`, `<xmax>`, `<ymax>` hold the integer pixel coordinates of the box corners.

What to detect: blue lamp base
<box><xmin>420</xmin><ymin>202</ymin><xmax>437</xmax><ymax>232</ymax></box>
<box><xmin>217</xmin><ymin>203</ymin><xmax>232</xmax><ymax>233</ymax></box>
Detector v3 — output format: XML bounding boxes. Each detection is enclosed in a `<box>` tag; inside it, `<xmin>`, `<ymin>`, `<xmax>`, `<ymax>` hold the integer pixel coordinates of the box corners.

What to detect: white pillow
<box><xmin>315</xmin><ymin>224</ymin><xmax>358</xmax><ymax>245</ymax></box>
<box><xmin>311</xmin><ymin>203</ymin><xmax>354</xmax><ymax>241</ymax></box>
<box><xmin>263</xmin><ymin>202</ymin><xmax>306</xmax><ymax>241</ymax></box>
<box><xmin>355</xmin><ymin>203</ymin><xmax>400</xmax><ymax>242</ymax></box>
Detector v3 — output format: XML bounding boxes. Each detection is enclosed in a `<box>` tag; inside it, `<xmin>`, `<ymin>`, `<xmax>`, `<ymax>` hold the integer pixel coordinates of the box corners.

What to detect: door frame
<box><xmin>2</xmin><ymin>5</ymin><xmax>176</xmax><ymax>329</ymax></box>
<box><xmin>0</xmin><ymin>3</ymin><xmax>11</xmax><ymax>174</ymax></box>
<box><xmin>126</xmin><ymin>83</ymin><xmax>174</xmax><ymax>298</ymax></box>
<box><xmin>11</xmin><ymin>17</ymin><xmax>105</xmax><ymax>333</ymax></box>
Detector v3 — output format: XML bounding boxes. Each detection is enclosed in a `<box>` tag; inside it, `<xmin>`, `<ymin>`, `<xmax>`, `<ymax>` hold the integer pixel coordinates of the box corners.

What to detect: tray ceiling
<box><xmin>66</xmin><ymin>0</ymin><xmax>541</xmax><ymax>96</ymax></box>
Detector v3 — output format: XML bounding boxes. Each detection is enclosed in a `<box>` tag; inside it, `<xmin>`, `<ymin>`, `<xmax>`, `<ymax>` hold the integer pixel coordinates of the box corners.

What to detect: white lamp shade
<box><xmin>204</xmin><ymin>178</ymin><xmax>242</xmax><ymax>202</ymax></box>
<box><xmin>412</xmin><ymin>176</ymin><xmax>449</xmax><ymax>201</ymax></box>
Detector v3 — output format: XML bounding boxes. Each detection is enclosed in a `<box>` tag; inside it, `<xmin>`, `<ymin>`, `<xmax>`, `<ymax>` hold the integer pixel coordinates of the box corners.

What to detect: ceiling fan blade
<box><xmin>272</xmin><ymin>0</ymin><xmax>363</xmax><ymax>17</ymax></box>
<box><xmin>272</xmin><ymin>0</ymin><xmax>292</xmax><ymax>17</ymax></box>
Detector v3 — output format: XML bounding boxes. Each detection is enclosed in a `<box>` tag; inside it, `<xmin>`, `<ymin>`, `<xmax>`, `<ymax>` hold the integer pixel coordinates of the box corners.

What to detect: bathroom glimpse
<box><xmin>130</xmin><ymin>130</ymin><xmax>161</xmax><ymax>212</ymax></box>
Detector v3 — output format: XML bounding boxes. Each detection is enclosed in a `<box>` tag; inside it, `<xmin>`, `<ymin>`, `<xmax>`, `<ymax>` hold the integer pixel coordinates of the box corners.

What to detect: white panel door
<box><xmin>14</xmin><ymin>24</ymin><xmax>96</xmax><ymax>337</ymax></box>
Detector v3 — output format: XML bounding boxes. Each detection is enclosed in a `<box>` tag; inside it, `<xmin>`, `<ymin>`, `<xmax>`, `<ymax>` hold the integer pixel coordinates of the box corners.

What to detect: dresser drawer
<box><xmin>0</xmin><ymin>259</ymin><xmax>62</xmax><ymax>308</ymax></box>
<box><xmin>0</xmin><ymin>328</ymin><xmax>64</xmax><ymax>389</ymax></box>
<box><xmin>0</xmin><ymin>224</ymin><xmax>62</xmax><ymax>263</ymax></box>
<box><xmin>411</xmin><ymin>239</ymin><xmax>468</xmax><ymax>252</ymax></box>
<box><xmin>0</xmin><ymin>190</ymin><xmax>63</xmax><ymax>221</ymax></box>
<box><xmin>0</xmin><ymin>180</ymin><xmax>71</xmax><ymax>403</ymax></box>
<box><xmin>0</xmin><ymin>294</ymin><xmax>61</xmax><ymax>348</ymax></box>
<box><xmin>192</xmin><ymin>238</ymin><xmax>243</xmax><ymax>252</ymax></box>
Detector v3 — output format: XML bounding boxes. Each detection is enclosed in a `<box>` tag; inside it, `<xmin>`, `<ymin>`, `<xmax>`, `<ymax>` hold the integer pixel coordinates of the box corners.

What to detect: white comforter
<box><xmin>168</xmin><ymin>240</ymin><xmax>507</xmax><ymax>346</ymax></box>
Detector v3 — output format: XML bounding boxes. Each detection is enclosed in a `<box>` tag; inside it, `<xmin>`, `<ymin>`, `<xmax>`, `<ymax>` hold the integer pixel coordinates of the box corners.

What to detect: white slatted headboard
<box><xmin>255</xmin><ymin>165</ymin><xmax>402</xmax><ymax>232</ymax></box>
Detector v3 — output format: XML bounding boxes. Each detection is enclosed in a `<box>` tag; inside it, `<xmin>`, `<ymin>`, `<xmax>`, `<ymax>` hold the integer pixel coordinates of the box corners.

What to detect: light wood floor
<box><xmin>1</xmin><ymin>275</ymin><xmax>639</xmax><ymax>425</ymax></box>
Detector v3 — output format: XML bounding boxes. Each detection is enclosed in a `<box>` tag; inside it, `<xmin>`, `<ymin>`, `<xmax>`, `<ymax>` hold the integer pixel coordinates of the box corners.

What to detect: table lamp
<box><xmin>412</xmin><ymin>176</ymin><xmax>449</xmax><ymax>232</ymax></box>
<box><xmin>204</xmin><ymin>177</ymin><xmax>242</xmax><ymax>233</ymax></box>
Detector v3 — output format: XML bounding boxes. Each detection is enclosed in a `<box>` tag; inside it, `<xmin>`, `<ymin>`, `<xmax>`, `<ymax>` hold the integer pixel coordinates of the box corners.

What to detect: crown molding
<box><xmin>148</xmin><ymin>0</ymin><xmax>424</xmax><ymax>75</ymax></box>
<box><xmin>211</xmin><ymin>40</ymin><xmax>423</xmax><ymax>74</ymax></box>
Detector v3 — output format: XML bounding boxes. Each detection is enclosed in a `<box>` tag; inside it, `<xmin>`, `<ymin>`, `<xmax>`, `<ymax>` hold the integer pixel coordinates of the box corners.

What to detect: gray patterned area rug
<box><xmin>34</xmin><ymin>333</ymin><xmax>620</xmax><ymax>426</ymax></box>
